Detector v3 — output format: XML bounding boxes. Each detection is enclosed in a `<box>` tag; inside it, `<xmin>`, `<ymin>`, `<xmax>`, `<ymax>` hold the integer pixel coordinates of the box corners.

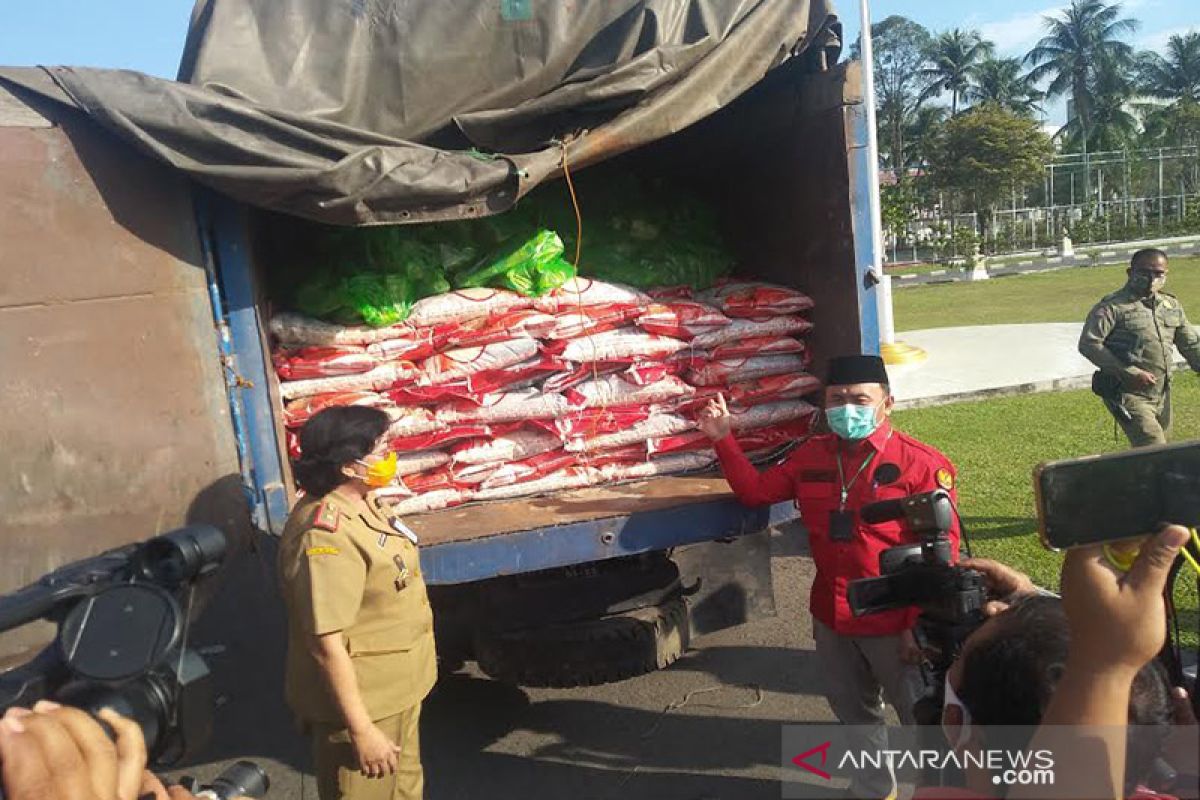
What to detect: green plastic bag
<box><xmin>342</xmin><ymin>273</ymin><xmax>414</xmax><ymax>327</ymax></box>
<box><xmin>454</xmin><ymin>229</ymin><xmax>572</xmax><ymax>296</ymax></box>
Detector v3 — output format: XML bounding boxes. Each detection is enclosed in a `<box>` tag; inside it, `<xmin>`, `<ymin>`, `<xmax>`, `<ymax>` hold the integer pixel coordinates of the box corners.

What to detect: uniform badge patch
<box><xmin>935</xmin><ymin>468</ymin><xmax>955</xmax><ymax>491</ymax></box>
<box><xmin>306</xmin><ymin>546</ymin><xmax>340</xmax><ymax>557</ymax></box>
<box><xmin>313</xmin><ymin>503</ymin><xmax>340</xmax><ymax>532</ymax></box>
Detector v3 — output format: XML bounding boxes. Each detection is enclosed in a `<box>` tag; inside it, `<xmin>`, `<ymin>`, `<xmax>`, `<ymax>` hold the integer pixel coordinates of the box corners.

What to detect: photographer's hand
<box><xmin>960</xmin><ymin>557</ymin><xmax>1037</xmax><ymax>615</ymax></box>
<box><xmin>1012</xmin><ymin>525</ymin><xmax>1190</xmax><ymax>800</ymax></box>
<box><xmin>0</xmin><ymin>703</ymin><xmax>146</xmax><ymax>800</ymax></box>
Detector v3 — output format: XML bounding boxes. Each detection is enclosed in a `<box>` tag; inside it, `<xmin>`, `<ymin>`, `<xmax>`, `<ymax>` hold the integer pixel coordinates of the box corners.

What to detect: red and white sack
<box><xmin>437</xmin><ymin>388</ymin><xmax>571</xmax><ymax>424</ymax></box>
<box><xmin>386</xmin><ymin>407</ymin><xmax>442</xmax><ymax>439</ymax></box>
<box><xmin>735</xmin><ymin>421</ymin><xmax>812</xmax><ymax>453</ymax></box>
<box><xmin>390</xmin><ymin>422</ymin><xmax>521</xmax><ymax>452</ymax></box>
<box><xmin>537</xmin><ymin>406</ymin><xmax>652</xmax><ymax>439</ymax></box>
<box><xmin>646</xmin><ymin>430</ymin><xmax>712</xmax><ymax>456</ymax></box>
<box><xmin>408</xmin><ymin>288</ymin><xmax>532</xmax><ymax>328</ymax></box>
<box><xmin>366</xmin><ymin>331</ymin><xmax>443</xmax><ymax>362</ymax></box>
<box><xmin>727</xmin><ymin>373</ymin><xmax>822</xmax><ymax>406</ymax></box>
<box><xmin>602</xmin><ymin>452</ymin><xmax>716</xmax><ymax>482</ymax></box>
<box><xmin>472</xmin><ymin>466</ymin><xmax>601</xmax><ymax>501</ymax></box>
<box><xmin>541</xmin><ymin>362</ymin><xmax>626</xmax><ymax>393</ymax></box>
<box><xmin>479</xmin><ymin>450</ymin><xmax>578</xmax><ymax>490</ymax></box>
<box><xmin>692</xmin><ymin>316</ymin><xmax>813</xmax><ymax>349</ymax></box>
<box><xmin>282</xmin><ymin>391</ymin><xmax>393</xmax><ymax>428</ymax></box>
<box><xmin>450</xmin><ymin>429</ymin><xmax>563</xmax><ymax>465</ymax></box>
<box><xmin>544</xmin><ymin>304</ymin><xmax>645</xmax><ymax>340</ymax></box>
<box><xmin>730</xmin><ymin>401</ymin><xmax>819</xmax><ymax>432</ymax></box>
<box><xmin>687</xmin><ymin>355</ymin><xmax>809</xmax><ymax>387</ymax></box>
<box><xmin>279</xmin><ymin>362</ymin><xmax>419</xmax><ymax>401</ymax></box>
<box><xmin>623</xmin><ymin>358</ymin><xmax>688</xmax><ymax>387</ymax></box>
<box><xmin>273</xmin><ymin>346</ymin><xmax>379</xmax><ymax>381</ymax></box>
<box><xmin>702</xmin><ymin>282</ymin><xmax>815</xmax><ymax>319</ymax></box>
<box><xmin>270</xmin><ymin>312</ymin><xmax>413</xmax><ymax>347</ymax></box>
<box><xmin>578</xmin><ymin>444</ymin><xmax>650</xmax><ymax>469</ymax></box>
<box><xmin>565</xmin><ymin>374</ymin><xmax>694</xmax><ymax>409</ymax></box>
<box><xmin>708</xmin><ymin>336</ymin><xmax>805</xmax><ymax>361</ymax></box>
<box><xmin>376</xmin><ymin>488</ymin><xmax>471</xmax><ymax>515</ymax></box>
<box><xmin>393</xmin><ymin>450</ymin><xmax>452</xmax><ymax>477</ymax></box>
<box><xmin>648</xmin><ymin>285</ymin><xmax>696</xmax><ymax>301</ymax></box>
<box><xmin>636</xmin><ymin>302</ymin><xmax>730</xmax><ymax>340</ymax></box>
<box><xmin>560</xmin><ymin>329</ymin><xmax>687</xmax><ymax>363</ymax></box>
<box><xmin>564</xmin><ymin>413</ymin><xmax>692</xmax><ymax>454</ymax></box>
<box><xmin>446</xmin><ymin>309</ymin><xmax>558</xmax><ymax>349</ymax></box>
<box><xmin>533</xmin><ymin>278</ymin><xmax>650</xmax><ymax>313</ymax></box>
<box><xmin>419</xmin><ymin>339</ymin><xmax>540</xmax><ymax>386</ymax></box>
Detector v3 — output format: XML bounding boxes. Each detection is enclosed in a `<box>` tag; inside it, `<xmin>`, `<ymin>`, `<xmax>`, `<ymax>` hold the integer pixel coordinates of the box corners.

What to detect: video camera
<box><xmin>846</xmin><ymin>490</ymin><xmax>987</xmax><ymax>723</ymax></box>
<box><xmin>0</xmin><ymin>525</ymin><xmax>268</xmax><ymax>800</ymax></box>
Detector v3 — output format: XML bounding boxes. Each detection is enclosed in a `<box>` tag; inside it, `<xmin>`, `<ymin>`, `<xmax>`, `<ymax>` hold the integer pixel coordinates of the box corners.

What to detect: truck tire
<box><xmin>474</xmin><ymin>596</ymin><xmax>690</xmax><ymax>688</ymax></box>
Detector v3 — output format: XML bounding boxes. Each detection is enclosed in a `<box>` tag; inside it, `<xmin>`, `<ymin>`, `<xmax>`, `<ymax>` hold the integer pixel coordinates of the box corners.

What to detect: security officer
<box><xmin>1079</xmin><ymin>248</ymin><xmax>1200</xmax><ymax>447</ymax></box>
<box><xmin>699</xmin><ymin>354</ymin><xmax>961</xmax><ymax>800</ymax></box>
<box><xmin>279</xmin><ymin>405</ymin><xmax>437</xmax><ymax>800</ymax></box>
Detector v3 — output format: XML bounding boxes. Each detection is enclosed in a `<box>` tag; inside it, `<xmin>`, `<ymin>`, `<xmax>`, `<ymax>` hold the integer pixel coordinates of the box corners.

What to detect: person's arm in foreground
<box><xmin>1011</xmin><ymin>526</ymin><xmax>1189</xmax><ymax>800</ymax></box>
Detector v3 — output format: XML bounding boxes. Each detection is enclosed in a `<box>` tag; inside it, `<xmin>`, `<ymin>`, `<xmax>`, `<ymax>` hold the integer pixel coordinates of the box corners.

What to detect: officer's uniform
<box><xmin>279</xmin><ymin>490</ymin><xmax>437</xmax><ymax>800</ymax></box>
<box><xmin>1079</xmin><ymin>285</ymin><xmax>1200</xmax><ymax>447</ymax></box>
<box><xmin>714</xmin><ymin>419</ymin><xmax>960</xmax><ymax>799</ymax></box>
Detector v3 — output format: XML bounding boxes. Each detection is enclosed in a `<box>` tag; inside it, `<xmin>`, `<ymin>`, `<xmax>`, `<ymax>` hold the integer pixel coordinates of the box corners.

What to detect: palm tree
<box><xmin>919</xmin><ymin>29</ymin><xmax>995</xmax><ymax>115</ymax></box>
<box><xmin>966</xmin><ymin>57</ymin><xmax>1045</xmax><ymax>116</ymax></box>
<box><xmin>904</xmin><ymin>105</ymin><xmax>949</xmax><ymax>169</ymax></box>
<box><xmin>1138</xmin><ymin>31</ymin><xmax>1200</xmax><ymax>102</ymax></box>
<box><xmin>1024</xmin><ymin>0</ymin><xmax>1139</xmax><ymax>148</ymax></box>
<box><xmin>1061</xmin><ymin>63</ymin><xmax>1141</xmax><ymax>151</ymax></box>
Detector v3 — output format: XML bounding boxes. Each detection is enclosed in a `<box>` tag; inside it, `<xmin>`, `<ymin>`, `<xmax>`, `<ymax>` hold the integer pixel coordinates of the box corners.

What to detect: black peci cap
<box><xmin>826</xmin><ymin>354</ymin><xmax>889</xmax><ymax>387</ymax></box>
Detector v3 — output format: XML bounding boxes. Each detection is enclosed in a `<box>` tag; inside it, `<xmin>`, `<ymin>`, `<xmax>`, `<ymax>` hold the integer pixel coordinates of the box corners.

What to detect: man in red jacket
<box><xmin>699</xmin><ymin>354</ymin><xmax>960</xmax><ymax>800</ymax></box>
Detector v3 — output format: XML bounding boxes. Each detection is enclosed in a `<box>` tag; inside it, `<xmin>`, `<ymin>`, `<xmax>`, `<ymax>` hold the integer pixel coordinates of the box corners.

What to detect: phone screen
<box><xmin>1035</xmin><ymin>440</ymin><xmax>1200</xmax><ymax>549</ymax></box>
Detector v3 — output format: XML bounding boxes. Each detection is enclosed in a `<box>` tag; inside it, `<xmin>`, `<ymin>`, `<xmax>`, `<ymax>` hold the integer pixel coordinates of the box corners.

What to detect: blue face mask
<box><xmin>825</xmin><ymin>402</ymin><xmax>882</xmax><ymax>441</ymax></box>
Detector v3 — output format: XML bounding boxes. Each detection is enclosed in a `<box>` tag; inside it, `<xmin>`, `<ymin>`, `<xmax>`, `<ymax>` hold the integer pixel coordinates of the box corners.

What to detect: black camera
<box><xmin>847</xmin><ymin>490</ymin><xmax>988</xmax><ymax>723</ymax></box>
<box><xmin>0</xmin><ymin>525</ymin><xmax>268</xmax><ymax>799</ymax></box>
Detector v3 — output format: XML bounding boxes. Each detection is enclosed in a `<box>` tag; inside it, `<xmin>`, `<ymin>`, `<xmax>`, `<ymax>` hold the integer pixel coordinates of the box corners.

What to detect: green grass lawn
<box><xmin>894</xmin><ymin>256</ymin><xmax>1200</xmax><ymax>332</ymax></box>
<box><xmin>893</xmin><ymin>380</ymin><xmax>1200</xmax><ymax>646</ymax></box>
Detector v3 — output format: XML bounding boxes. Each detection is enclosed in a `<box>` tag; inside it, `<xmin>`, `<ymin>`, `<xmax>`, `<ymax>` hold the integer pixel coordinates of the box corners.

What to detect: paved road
<box><xmin>170</xmin><ymin>527</ymin><xmax>836</xmax><ymax>799</ymax></box>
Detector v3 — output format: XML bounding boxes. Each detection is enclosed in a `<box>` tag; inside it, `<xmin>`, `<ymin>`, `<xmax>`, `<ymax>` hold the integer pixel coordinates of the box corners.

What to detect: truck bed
<box><xmin>407</xmin><ymin>473</ymin><xmax>737</xmax><ymax>546</ymax></box>
<box><xmin>408</xmin><ymin>473</ymin><xmax>799</xmax><ymax>585</ymax></box>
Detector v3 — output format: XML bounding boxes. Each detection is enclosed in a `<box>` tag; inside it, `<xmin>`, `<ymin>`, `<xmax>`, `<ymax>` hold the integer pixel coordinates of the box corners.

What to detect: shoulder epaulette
<box><xmin>312</xmin><ymin>502</ymin><xmax>341</xmax><ymax>533</ymax></box>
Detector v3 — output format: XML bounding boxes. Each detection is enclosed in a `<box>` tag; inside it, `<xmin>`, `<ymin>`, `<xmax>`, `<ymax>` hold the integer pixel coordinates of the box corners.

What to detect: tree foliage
<box><xmin>855</xmin><ymin>16</ymin><xmax>934</xmax><ymax>171</ymax></box>
<box><xmin>925</xmin><ymin>106</ymin><xmax>1053</xmax><ymax>215</ymax></box>
<box><xmin>919</xmin><ymin>29</ymin><xmax>995</xmax><ymax>115</ymax></box>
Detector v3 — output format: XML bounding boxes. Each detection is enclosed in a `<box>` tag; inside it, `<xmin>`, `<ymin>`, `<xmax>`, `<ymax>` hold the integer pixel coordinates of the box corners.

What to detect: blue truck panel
<box><xmin>421</xmin><ymin>499</ymin><xmax>799</xmax><ymax>585</ymax></box>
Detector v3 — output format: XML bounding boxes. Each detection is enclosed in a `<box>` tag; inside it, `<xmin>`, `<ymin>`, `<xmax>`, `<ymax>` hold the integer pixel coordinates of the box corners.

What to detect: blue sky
<box><xmin>1</xmin><ymin>0</ymin><xmax>1195</xmax><ymax>124</ymax></box>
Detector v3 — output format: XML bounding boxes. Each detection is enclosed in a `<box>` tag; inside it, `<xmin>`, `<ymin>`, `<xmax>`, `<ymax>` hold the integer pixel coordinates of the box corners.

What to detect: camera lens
<box><xmin>205</xmin><ymin>761</ymin><xmax>270</xmax><ymax>800</ymax></box>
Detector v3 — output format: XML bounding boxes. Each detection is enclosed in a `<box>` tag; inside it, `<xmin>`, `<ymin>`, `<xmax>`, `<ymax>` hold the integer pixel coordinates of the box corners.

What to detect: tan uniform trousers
<box><xmin>312</xmin><ymin>705</ymin><xmax>423</xmax><ymax>800</ymax></box>
<box><xmin>1117</xmin><ymin>385</ymin><xmax>1172</xmax><ymax>448</ymax></box>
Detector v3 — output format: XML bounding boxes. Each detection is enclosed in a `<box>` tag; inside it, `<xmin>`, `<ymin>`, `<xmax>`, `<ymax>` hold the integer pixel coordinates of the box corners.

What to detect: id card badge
<box><xmin>829</xmin><ymin>509</ymin><xmax>856</xmax><ymax>542</ymax></box>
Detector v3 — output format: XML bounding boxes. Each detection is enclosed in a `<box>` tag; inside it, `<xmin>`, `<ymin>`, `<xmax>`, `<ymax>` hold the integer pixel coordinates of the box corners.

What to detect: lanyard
<box><xmin>835</xmin><ymin>431</ymin><xmax>892</xmax><ymax>511</ymax></box>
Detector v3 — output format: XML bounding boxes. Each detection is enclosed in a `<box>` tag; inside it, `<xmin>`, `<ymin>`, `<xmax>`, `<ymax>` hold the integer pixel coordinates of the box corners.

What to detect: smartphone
<box><xmin>1034</xmin><ymin>440</ymin><xmax>1200</xmax><ymax>550</ymax></box>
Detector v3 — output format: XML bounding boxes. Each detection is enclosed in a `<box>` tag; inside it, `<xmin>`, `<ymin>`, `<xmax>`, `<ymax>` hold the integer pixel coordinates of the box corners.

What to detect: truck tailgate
<box><xmin>408</xmin><ymin>474</ymin><xmax>797</xmax><ymax>584</ymax></box>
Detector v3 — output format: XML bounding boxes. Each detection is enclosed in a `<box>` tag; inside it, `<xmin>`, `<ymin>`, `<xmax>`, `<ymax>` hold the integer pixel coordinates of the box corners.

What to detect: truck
<box><xmin>0</xmin><ymin>0</ymin><xmax>882</xmax><ymax>690</ymax></box>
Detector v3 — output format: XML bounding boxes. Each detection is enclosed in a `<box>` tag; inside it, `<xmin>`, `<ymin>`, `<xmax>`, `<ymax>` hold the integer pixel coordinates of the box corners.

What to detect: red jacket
<box><xmin>714</xmin><ymin>420</ymin><xmax>960</xmax><ymax>637</ymax></box>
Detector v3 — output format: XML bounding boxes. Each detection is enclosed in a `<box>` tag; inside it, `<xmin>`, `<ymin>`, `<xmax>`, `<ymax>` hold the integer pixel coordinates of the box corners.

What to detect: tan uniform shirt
<box><xmin>279</xmin><ymin>490</ymin><xmax>437</xmax><ymax>726</ymax></box>
<box><xmin>1079</xmin><ymin>286</ymin><xmax>1200</xmax><ymax>396</ymax></box>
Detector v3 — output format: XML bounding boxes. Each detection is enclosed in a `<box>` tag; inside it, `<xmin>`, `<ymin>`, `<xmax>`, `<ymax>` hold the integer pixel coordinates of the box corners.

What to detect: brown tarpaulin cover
<box><xmin>0</xmin><ymin>0</ymin><xmax>839</xmax><ymax>225</ymax></box>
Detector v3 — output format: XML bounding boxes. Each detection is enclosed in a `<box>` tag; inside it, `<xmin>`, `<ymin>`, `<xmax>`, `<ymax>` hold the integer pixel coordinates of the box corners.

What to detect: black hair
<box><xmin>291</xmin><ymin>406</ymin><xmax>390</xmax><ymax>497</ymax></box>
<box><xmin>1131</xmin><ymin>248</ymin><xmax>1168</xmax><ymax>269</ymax></box>
<box><xmin>958</xmin><ymin>595</ymin><xmax>1068</xmax><ymax>729</ymax></box>
<box><xmin>956</xmin><ymin>594</ymin><xmax>1175</xmax><ymax>792</ymax></box>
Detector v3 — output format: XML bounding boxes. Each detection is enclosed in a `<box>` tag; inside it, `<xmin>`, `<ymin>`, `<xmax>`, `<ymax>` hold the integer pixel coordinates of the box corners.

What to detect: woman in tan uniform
<box><xmin>279</xmin><ymin>406</ymin><xmax>437</xmax><ymax>800</ymax></box>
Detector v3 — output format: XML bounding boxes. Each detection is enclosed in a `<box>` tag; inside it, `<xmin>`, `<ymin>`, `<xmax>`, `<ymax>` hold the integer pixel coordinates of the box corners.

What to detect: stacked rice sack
<box><xmin>272</xmin><ymin>279</ymin><xmax>821</xmax><ymax>515</ymax></box>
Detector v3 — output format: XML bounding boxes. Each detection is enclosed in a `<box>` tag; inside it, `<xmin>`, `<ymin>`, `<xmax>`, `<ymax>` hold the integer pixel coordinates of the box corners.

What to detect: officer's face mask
<box><xmin>941</xmin><ymin>674</ymin><xmax>974</xmax><ymax>752</ymax></box>
<box><xmin>825</xmin><ymin>400</ymin><xmax>883</xmax><ymax>441</ymax></box>
<box><xmin>350</xmin><ymin>445</ymin><xmax>400</xmax><ymax>488</ymax></box>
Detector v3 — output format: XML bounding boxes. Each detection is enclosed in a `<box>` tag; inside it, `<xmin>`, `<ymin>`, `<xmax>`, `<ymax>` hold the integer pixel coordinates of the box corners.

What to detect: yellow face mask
<box><xmin>356</xmin><ymin>451</ymin><xmax>399</xmax><ymax>488</ymax></box>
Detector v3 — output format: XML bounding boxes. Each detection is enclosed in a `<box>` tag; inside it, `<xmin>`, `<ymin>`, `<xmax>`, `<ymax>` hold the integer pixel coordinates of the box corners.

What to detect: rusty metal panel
<box><xmin>0</xmin><ymin>99</ymin><xmax>247</xmax><ymax>658</ymax></box>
